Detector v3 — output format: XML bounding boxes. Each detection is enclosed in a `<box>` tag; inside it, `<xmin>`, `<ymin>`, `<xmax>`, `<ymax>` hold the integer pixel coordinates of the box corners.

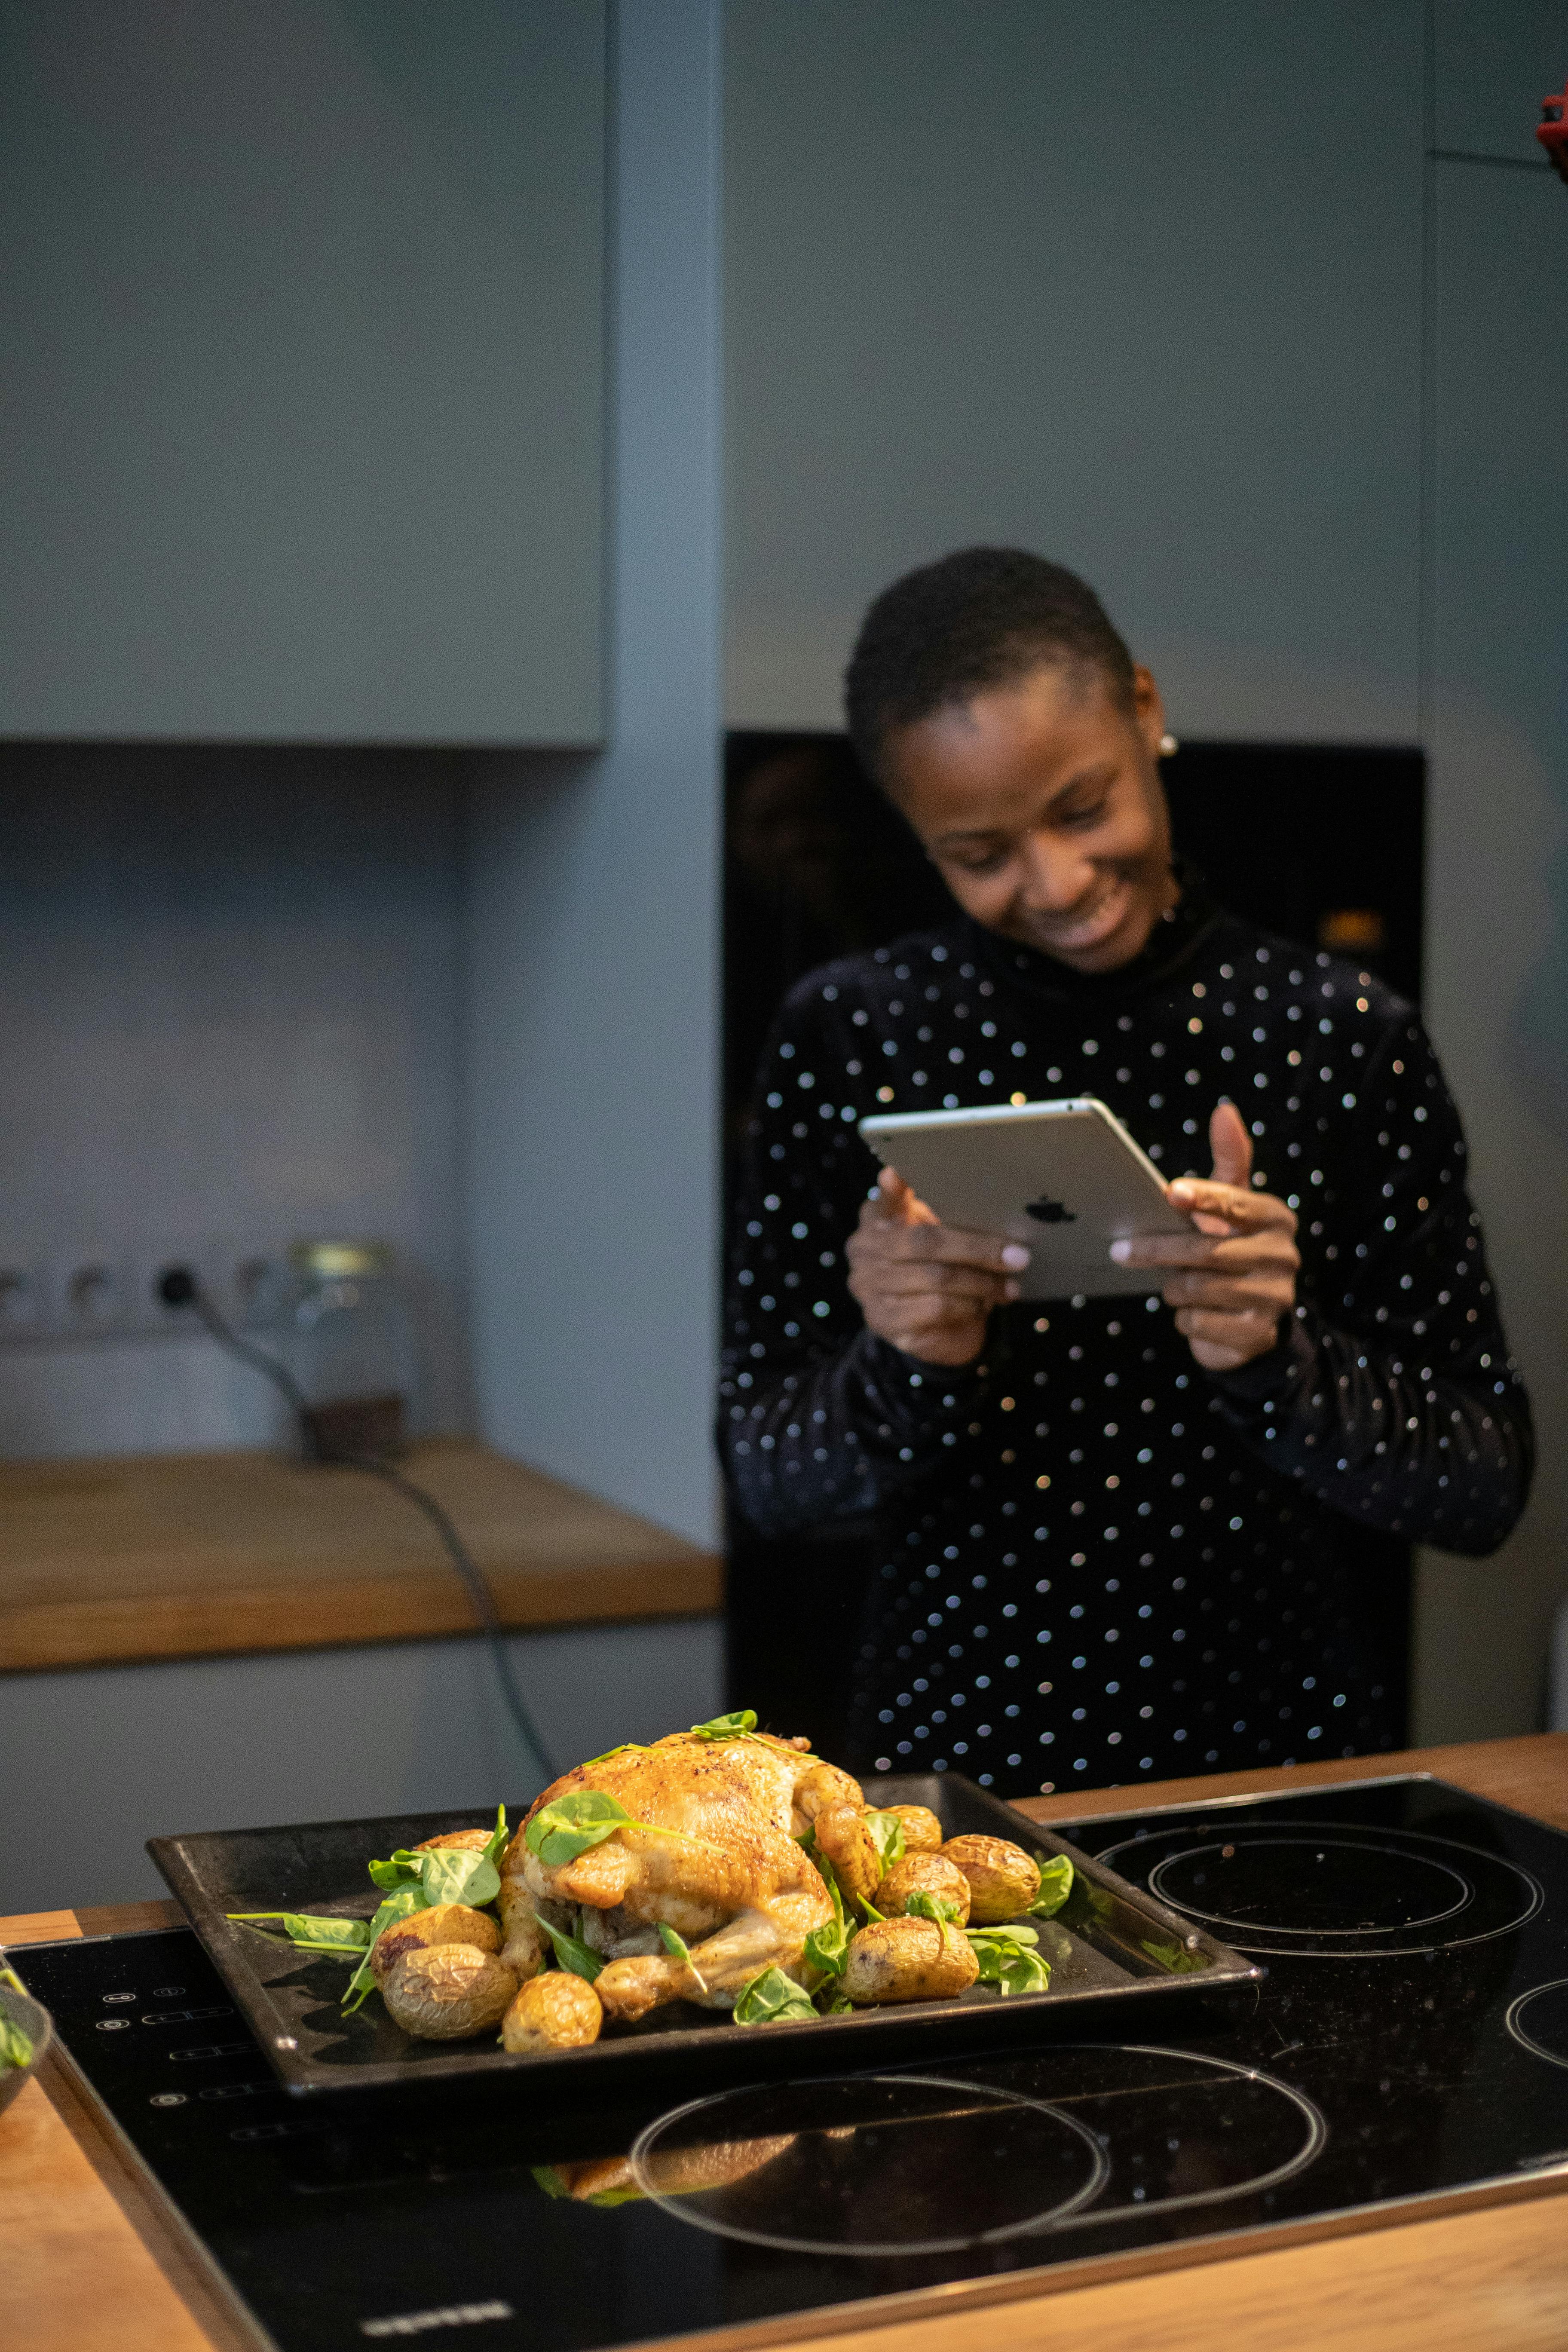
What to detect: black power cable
<box><xmin>158</xmin><ymin>1268</ymin><xmax>557</xmax><ymax>1783</ymax></box>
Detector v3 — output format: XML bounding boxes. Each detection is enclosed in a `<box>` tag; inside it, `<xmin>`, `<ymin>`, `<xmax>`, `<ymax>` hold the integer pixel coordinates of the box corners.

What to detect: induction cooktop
<box><xmin>16</xmin><ymin>1776</ymin><xmax>1568</xmax><ymax>2352</ymax></box>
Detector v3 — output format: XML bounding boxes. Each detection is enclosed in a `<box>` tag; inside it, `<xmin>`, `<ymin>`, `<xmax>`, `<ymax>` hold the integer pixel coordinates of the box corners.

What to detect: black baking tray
<box><xmin>147</xmin><ymin>1772</ymin><xmax>1262</xmax><ymax>2098</ymax></box>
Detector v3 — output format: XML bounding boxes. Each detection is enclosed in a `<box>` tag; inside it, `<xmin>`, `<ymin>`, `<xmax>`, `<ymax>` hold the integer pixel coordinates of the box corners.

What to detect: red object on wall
<box><xmin>1539</xmin><ymin>81</ymin><xmax>1568</xmax><ymax>184</ymax></box>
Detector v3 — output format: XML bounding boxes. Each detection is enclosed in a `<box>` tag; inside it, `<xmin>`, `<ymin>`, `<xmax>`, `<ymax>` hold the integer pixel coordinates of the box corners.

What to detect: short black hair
<box><xmin>844</xmin><ymin>546</ymin><xmax>1136</xmax><ymax>782</ymax></box>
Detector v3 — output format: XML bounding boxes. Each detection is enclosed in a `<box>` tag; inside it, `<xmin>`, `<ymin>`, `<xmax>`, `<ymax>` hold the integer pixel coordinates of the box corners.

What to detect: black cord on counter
<box><xmin>158</xmin><ymin>1267</ymin><xmax>558</xmax><ymax>1784</ymax></box>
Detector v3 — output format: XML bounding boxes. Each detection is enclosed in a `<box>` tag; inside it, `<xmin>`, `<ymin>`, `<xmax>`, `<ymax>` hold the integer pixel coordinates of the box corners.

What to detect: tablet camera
<box><xmin>1025</xmin><ymin>1195</ymin><xmax>1077</xmax><ymax>1224</ymax></box>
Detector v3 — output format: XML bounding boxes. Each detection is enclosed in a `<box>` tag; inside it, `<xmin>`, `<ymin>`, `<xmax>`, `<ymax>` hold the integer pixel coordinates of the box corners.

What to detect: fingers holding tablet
<box><xmin>847</xmin><ymin>1166</ymin><xmax>1029</xmax><ymax>1366</ymax></box>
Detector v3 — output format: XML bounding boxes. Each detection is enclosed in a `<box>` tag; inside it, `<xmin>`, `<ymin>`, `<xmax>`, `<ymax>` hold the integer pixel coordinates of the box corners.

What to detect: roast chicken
<box><xmin>500</xmin><ymin>1730</ymin><xmax>881</xmax><ymax>2022</ymax></box>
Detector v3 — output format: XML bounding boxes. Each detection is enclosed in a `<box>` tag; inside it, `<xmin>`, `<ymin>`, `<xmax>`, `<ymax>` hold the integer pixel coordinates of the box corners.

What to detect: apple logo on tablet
<box><xmin>1025</xmin><ymin>1194</ymin><xmax>1076</xmax><ymax>1224</ymax></box>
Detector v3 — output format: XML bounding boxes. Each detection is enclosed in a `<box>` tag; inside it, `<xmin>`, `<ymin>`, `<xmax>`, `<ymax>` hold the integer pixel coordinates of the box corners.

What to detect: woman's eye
<box><xmin>951</xmin><ymin>847</ymin><xmax>1008</xmax><ymax>874</ymax></box>
<box><xmin>1062</xmin><ymin>797</ymin><xmax>1109</xmax><ymax>830</ymax></box>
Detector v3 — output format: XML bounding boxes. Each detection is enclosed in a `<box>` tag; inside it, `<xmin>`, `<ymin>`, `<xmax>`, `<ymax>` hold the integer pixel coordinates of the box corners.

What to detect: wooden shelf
<box><xmin>0</xmin><ymin>1440</ymin><xmax>722</xmax><ymax>1673</ymax></box>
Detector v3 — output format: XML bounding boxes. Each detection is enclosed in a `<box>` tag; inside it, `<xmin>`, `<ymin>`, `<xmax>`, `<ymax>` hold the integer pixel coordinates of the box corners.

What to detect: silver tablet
<box><xmin>857</xmin><ymin>1096</ymin><xmax>1193</xmax><ymax>1300</ymax></box>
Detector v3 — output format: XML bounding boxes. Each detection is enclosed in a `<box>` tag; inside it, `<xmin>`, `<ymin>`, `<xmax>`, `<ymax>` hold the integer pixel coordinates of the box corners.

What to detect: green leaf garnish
<box><xmin>802</xmin><ymin>1858</ymin><xmax>849</xmax><ymax>1981</ymax></box>
<box><xmin>342</xmin><ymin>1886</ymin><xmax>427</xmax><ymax>2012</ymax></box>
<box><xmin>482</xmin><ymin>1805</ymin><xmax>510</xmax><ymax>1870</ymax></box>
<box><xmin>367</xmin><ymin>1850</ymin><xmax>426</xmax><ymax>1894</ymax></box>
<box><xmin>1029</xmin><ymin>1853</ymin><xmax>1074</xmax><ymax>1918</ymax></box>
<box><xmin>227</xmin><ymin>1911</ymin><xmax>374</xmax><ymax>1957</ymax></box>
<box><xmin>0</xmin><ymin>1974</ymin><xmax>35</xmax><ymax>2074</ymax></box>
<box><xmin>732</xmin><ymin>1966</ymin><xmax>818</xmax><ymax>2026</ymax></box>
<box><xmin>579</xmin><ymin>1743</ymin><xmax>649</xmax><ymax>1769</ymax></box>
<box><xmin>1140</xmin><ymin>1936</ymin><xmax>1209</xmax><ymax>1975</ymax></box>
<box><xmin>657</xmin><ymin>1922</ymin><xmax>709</xmax><ymax>1993</ymax></box>
<box><xmin>905</xmin><ymin>1888</ymin><xmax>963</xmax><ymax>1926</ymax></box>
<box><xmin>526</xmin><ymin>1789</ymin><xmax>636</xmax><ymax>1867</ymax></box>
<box><xmin>864</xmin><ymin>1810</ymin><xmax>906</xmax><ymax>1874</ymax></box>
<box><xmin>967</xmin><ymin>1922</ymin><xmax>1050</xmax><ymax>1996</ymax></box>
<box><xmin>367</xmin><ymin>1844</ymin><xmax>502</xmax><ymax>1908</ymax></box>
<box><xmin>689</xmin><ymin>1709</ymin><xmax>758</xmax><ymax>1740</ymax></box>
<box><xmin>533</xmin><ymin>1909</ymin><xmax>603</xmax><ymax>1983</ymax></box>
<box><xmin>417</xmin><ymin>1847</ymin><xmax>501</xmax><ymax>1910</ymax></box>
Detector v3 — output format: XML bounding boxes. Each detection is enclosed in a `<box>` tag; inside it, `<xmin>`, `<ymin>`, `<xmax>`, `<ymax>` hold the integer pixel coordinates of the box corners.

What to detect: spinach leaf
<box><xmin>864</xmin><ymin>1811</ymin><xmax>906</xmax><ymax>1874</ymax></box>
<box><xmin>419</xmin><ymin>1847</ymin><xmax>501</xmax><ymax>1910</ymax></box>
<box><xmin>525</xmin><ymin>1789</ymin><xmax>636</xmax><ymax>1867</ymax></box>
<box><xmin>533</xmin><ymin>1910</ymin><xmax>603</xmax><ymax>1983</ymax></box>
<box><xmin>481</xmin><ymin>1805</ymin><xmax>510</xmax><ymax>1870</ymax></box>
<box><xmin>1140</xmin><ymin>1937</ymin><xmax>1208</xmax><ymax>1975</ymax></box>
<box><xmin>228</xmin><ymin>1911</ymin><xmax>373</xmax><ymax>1957</ymax></box>
<box><xmin>1029</xmin><ymin>1853</ymin><xmax>1075</xmax><ymax>1919</ymax></box>
<box><xmin>0</xmin><ymin>2009</ymin><xmax>34</xmax><ymax>2072</ymax></box>
<box><xmin>579</xmin><ymin>1743</ymin><xmax>648</xmax><ymax>1770</ymax></box>
<box><xmin>803</xmin><ymin>1860</ymin><xmax>849</xmax><ymax>1981</ymax></box>
<box><xmin>657</xmin><ymin>1922</ymin><xmax>708</xmax><ymax>1993</ymax></box>
<box><xmin>367</xmin><ymin>1849</ymin><xmax>426</xmax><ymax>1894</ymax></box>
<box><xmin>967</xmin><ymin>1923</ymin><xmax>1051</xmax><ymax>1997</ymax></box>
<box><xmin>342</xmin><ymin>1886</ymin><xmax>427</xmax><ymax>2012</ymax></box>
<box><xmin>904</xmin><ymin>1888</ymin><xmax>963</xmax><ymax>1926</ymax></box>
<box><xmin>689</xmin><ymin>1710</ymin><xmax>758</xmax><ymax>1740</ymax></box>
<box><xmin>732</xmin><ymin>1966</ymin><xmax>818</xmax><ymax>2026</ymax></box>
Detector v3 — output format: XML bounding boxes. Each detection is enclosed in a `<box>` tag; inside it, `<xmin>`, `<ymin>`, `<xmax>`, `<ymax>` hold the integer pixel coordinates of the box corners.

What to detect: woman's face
<box><xmin>882</xmin><ymin>659</ymin><xmax>1176</xmax><ymax>974</ymax></box>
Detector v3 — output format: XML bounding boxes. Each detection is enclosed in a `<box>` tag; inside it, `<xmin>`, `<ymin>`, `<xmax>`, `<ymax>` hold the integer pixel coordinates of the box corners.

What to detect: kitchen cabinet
<box><xmin>0</xmin><ymin>0</ymin><xmax>604</xmax><ymax>744</ymax></box>
<box><xmin>724</xmin><ymin>0</ymin><xmax>1424</xmax><ymax>740</ymax></box>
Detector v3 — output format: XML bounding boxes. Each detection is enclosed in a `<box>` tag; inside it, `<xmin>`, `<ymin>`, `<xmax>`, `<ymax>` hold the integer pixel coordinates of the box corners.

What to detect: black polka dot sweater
<box><xmin>717</xmin><ymin>886</ymin><xmax>1533</xmax><ymax>1797</ymax></box>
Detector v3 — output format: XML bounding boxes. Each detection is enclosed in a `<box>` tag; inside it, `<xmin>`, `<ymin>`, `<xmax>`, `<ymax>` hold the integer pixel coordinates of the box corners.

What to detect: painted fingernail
<box><xmin>1109</xmin><ymin>1240</ymin><xmax>1132</xmax><ymax>1263</ymax></box>
<box><xmin>1001</xmin><ymin>1243</ymin><xmax>1031</xmax><ymax>1269</ymax></box>
<box><xmin>1170</xmin><ymin>1181</ymin><xmax>1195</xmax><ymax>1202</ymax></box>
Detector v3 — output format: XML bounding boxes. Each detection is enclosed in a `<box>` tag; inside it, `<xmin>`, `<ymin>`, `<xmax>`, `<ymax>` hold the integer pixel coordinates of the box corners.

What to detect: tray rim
<box><xmin>147</xmin><ymin>1773</ymin><xmax>1264</xmax><ymax>2098</ymax></box>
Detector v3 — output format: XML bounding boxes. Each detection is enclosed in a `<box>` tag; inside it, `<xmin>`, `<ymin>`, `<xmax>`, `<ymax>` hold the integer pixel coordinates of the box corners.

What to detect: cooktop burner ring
<box><xmin>628</xmin><ymin>2071</ymin><xmax>1110</xmax><ymax>2257</ymax></box>
<box><xmin>1505</xmin><ymin>1978</ymin><xmax>1568</xmax><ymax>2073</ymax></box>
<box><xmin>1145</xmin><ymin>1838</ymin><xmax>1473</xmax><ymax>1939</ymax></box>
<box><xmin>1095</xmin><ymin>1816</ymin><xmax>1543</xmax><ymax>1957</ymax></box>
<box><xmin>628</xmin><ymin>2048</ymin><xmax>1329</xmax><ymax>2257</ymax></box>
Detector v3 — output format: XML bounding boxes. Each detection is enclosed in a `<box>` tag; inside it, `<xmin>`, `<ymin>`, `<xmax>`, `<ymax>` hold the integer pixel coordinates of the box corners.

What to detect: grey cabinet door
<box><xmin>724</xmin><ymin>0</ymin><xmax>1424</xmax><ymax>742</ymax></box>
<box><xmin>0</xmin><ymin>1</ymin><xmax>603</xmax><ymax>744</ymax></box>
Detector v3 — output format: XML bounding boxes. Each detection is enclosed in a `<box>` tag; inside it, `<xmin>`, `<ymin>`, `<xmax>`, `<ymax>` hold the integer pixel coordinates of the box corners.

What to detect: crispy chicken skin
<box><xmin>502</xmin><ymin>1731</ymin><xmax>845</xmax><ymax>2020</ymax></box>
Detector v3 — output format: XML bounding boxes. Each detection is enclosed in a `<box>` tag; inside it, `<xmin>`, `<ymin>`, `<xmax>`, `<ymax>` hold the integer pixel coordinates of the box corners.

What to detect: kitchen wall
<box><xmin>463</xmin><ymin>0</ymin><xmax>725</xmax><ymax>1548</ymax></box>
<box><xmin>0</xmin><ymin>746</ymin><xmax>471</xmax><ymax>1453</ymax></box>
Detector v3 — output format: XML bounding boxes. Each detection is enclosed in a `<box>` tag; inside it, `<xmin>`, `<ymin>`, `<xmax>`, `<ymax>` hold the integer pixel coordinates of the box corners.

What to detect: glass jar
<box><xmin>286</xmin><ymin>1240</ymin><xmax>420</xmax><ymax>1462</ymax></box>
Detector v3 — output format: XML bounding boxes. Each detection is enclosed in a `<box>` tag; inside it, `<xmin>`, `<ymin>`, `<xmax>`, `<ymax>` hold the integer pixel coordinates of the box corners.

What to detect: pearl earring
<box><xmin>1159</xmin><ymin>732</ymin><xmax>1179</xmax><ymax>757</ymax></box>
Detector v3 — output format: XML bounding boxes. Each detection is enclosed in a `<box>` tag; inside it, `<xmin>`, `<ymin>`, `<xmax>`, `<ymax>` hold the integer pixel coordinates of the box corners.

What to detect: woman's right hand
<box><xmin>845</xmin><ymin>1167</ymin><xmax>1028</xmax><ymax>1366</ymax></box>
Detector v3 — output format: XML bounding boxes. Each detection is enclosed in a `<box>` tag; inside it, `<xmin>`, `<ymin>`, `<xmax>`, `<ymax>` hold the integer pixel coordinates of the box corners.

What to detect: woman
<box><xmin>719</xmin><ymin>548</ymin><xmax>1531</xmax><ymax>1793</ymax></box>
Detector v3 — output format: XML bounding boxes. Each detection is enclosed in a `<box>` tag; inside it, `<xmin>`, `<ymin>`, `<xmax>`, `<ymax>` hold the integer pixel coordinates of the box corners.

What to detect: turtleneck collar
<box><xmin>957</xmin><ymin>859</ymin><xmax>1225</xmax><ymax>1004</ymax></box>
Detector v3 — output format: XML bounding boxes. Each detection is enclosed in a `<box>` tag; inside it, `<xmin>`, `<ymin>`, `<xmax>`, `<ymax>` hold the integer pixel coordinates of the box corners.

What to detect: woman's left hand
<box><xmin>1110</xmin><ymin>1102</ymin><xmax>1299</xmax><ymax>1371</ymax></box>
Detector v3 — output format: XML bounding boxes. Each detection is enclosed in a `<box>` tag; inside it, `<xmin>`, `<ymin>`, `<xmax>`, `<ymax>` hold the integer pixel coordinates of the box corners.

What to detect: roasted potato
<box><xmin>812</xmin><ymin>1803</ymin><xmax>884</xmax><ymax>1910</ymax></box>
<box><xmin>882</xmin><ymin>1804</ymin><xmax>943</xmax><ymax>1854</ymax></box>
<box><xmin>939</xmin><ymin>1834</ymin><xmax>1041</xmax><ymax>1924</ymax></box>
<box><xmin>874</xmin><ymin>1853</ymin><xmax>972</xmax><ymax>1924</ymax></box>
<box><xmin>500</xmin><ymin>1969</ymin><xmax>603</xmax><ymax>2054</ymax></box>
<box><xmin>843</xmin><ymin>1916</ymin><xmax>979</xmax><ymax>2005</ymax></box>
<box><xmin>381</xmin><ymin>1945</ymin><xmax>518</xmax><ymax>2040</ymax></box>
<box><xmin>370</xmin><ymin>1902</ymin><xmax>501</xmax><ymax>1984</ymax></box>
<box><xmin>413</xmin><ymin>1828</ymin><xmax>492</xmax><ymax>1854</ymax></box>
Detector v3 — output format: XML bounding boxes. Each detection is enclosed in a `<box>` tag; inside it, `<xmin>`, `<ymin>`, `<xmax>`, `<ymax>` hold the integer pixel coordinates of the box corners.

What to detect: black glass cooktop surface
<box><xmin>17</xmin><ymin>1776</ymin><xmax>1568</xmax><ymax>2352</ymax></box>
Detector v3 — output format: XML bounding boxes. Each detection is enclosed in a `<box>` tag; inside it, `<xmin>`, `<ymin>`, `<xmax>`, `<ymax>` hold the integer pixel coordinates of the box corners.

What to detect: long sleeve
<box><xmin>717</xmin><ymin>978</ymin><xmax>980</xmax><ymax>1537</ymax></box>
<box><xmin>1209</xmin><ymin>1017</ymin><xmax>1533</xmax><ymax>1555</ymax></box>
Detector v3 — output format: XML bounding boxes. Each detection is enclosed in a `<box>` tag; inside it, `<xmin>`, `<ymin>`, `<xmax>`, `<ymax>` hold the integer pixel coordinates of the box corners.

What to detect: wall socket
<box><xmin>0</xmin><ymin>1241</ymin><xmax>296</xmax><ymax>1347</ymax></box>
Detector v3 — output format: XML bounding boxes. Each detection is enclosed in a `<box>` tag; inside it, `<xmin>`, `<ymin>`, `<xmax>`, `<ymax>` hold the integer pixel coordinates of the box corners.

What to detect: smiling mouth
<box><xmin>1031</xmin><ymin>877</ymin><xmax>1130</xmax><ymax>953</ymax></box>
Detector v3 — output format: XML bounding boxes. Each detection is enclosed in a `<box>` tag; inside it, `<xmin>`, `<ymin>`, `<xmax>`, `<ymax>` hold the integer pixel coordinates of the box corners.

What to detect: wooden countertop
<box><xmin>3</xmin><ymin>1733</ymin><xmax>1567</xmax><ymax>2352</ymax></box>
<box><xmin>0</xmin><ymin>1439</ymin><xmax>721</xmax><ymax>1672</ymax></box>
